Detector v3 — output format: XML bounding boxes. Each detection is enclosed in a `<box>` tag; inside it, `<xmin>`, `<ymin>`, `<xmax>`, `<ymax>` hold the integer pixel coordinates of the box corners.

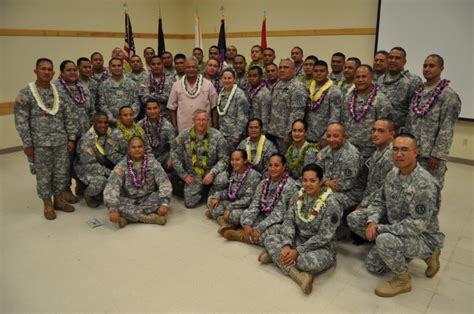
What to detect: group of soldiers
<box><xmin>14</xmin><ymin>43</ymin><xmax>461</xmax><ymax>297</ymax></box>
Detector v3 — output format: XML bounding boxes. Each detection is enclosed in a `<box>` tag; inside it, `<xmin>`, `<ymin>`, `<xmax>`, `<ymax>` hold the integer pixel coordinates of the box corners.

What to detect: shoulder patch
<box><xmin>15</xmin><ymin>96</ymin><xmax>26</xmax><ymax>105</ymax></box>
<box><xmin>107</xmin><ymin>138</ymin><xmax>114</xmax><ymax>145</ymax></box>
<box><xmin>85</xmin><ymin>148</ymin><xmax>94</xmax><ymax>156</ymax></box>
<box><xmin>331</xmin><ymin>213</ymin><xmax>339</xmax><ymax>225</ymax></box>
<box><xmin>114</xmin><ymin>168</ymin><xmax>124</xmax><ymax>176</ymax></box>
<box><xmin>415</xmin><ymin>204</ymin><xmax>426</xmax><ymax>215</ymax></box>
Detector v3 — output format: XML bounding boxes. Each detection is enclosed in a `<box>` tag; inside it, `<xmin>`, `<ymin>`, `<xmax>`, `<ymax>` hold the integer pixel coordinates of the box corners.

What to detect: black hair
<box><xmin>270</xmin><ymin>152</ymin><xmax>287</xmax><ymax>165</ymax></box>
<box><xmin>76</xmin><ymin>57</ymin><xmax>90</xmax><ymax>67</ymax></box>
<box><xmin>36</xmin><ymin>57</ymin><xmax>53</xmax><ymax>68</ymax></box>
<box><xmin>292</xmin><ymin>119</ymin><xmax>308</xmax><ymax>131</ymax></box>
<box><xmin>248</xmin><ymin>65</ymin><xmax>263</xmax><ymax>76</ymax></box>
<box><xmin>59</xmin><ymin>60</ymin><xmax>75</xmax><ymax>72</ymax></box>
<box><xmin>302</xmin><ymin>163</ymin><xmax>324</xmax><ymax>180</ymax></box>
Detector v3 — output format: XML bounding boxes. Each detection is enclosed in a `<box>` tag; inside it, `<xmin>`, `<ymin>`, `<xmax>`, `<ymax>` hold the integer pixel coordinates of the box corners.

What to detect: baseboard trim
<box><xmin>448</xmin><ymin>156</ymin><xmax>474</xmax><ymax>166</ymax></box>
<box><xmin>0</xmin><ymin>146</ymin><xmax>23</xmax><ymax>155</ymax></box>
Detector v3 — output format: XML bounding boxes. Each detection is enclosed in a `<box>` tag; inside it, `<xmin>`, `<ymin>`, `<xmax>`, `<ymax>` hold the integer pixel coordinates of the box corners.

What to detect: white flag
<box><xmin>194</xmin><ymin>14</ymin><xmax>203</xmax><ymax>49</ymax></box>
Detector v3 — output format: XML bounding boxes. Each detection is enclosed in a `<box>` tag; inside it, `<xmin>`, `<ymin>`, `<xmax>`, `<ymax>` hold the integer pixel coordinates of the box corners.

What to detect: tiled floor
<box><xmin>1</xmin><ymin>151</ymin><xmax>473</xmax><ymax>313</ymax></box>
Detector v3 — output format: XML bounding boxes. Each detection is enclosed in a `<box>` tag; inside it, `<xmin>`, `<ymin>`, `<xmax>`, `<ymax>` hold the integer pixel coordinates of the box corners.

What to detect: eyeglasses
<box><xmin>392</xmin><ymin>147</ymin><xmax>416</xmax><ymax>154</ymax></box>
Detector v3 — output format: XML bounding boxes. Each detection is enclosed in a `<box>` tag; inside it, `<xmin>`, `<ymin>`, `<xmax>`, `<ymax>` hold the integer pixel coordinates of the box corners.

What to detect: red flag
<box><xmin>260</xmin><ymin>16</ymin><xmax>267</xmax><ymax>49</ymax></box>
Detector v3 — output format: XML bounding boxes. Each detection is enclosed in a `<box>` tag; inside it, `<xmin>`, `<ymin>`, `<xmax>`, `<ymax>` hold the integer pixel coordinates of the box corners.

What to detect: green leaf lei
<box><xmin>190</xmin><ymin>126</ymin><xmax>209</xmax><ymax>176</ymax></box>
<box><xmin>286</xmin><ymin>142</ymin><xmax>318</xmax><ymax>170</ymax></box>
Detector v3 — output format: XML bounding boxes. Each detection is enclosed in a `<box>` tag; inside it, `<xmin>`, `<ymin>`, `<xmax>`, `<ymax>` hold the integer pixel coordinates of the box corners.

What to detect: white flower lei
<box><xmin>181</xmin><ymin>74</ymin><xmax>203</xmax><ymax>98</ymax></box>
<box><xmin>28</xmin><ymin>82</ymin><xmax>60</xmax><ymax>115</ymax></box>
<box><xmin>217</xmin><ymin>84</ymin><xmax>238</xmax><ymax>116</ymax></box>
<box><xmin>296</xmin><ymin>187</ymin><xmax>332</xmax><ymax>223</ymax></box>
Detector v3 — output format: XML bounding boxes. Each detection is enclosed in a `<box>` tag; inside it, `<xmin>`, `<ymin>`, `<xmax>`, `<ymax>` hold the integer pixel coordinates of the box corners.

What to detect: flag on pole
<box><xmin>124</xmin><ymin>11</ymin><xmax>136</xmax><ymax>63</ymax></box>
<box><xmin>217</xmin><ymin>17</ymin><xmax>227</xmax><ymax>64</ymax></box>
<box><xmin>158</xmin><ymin>16</ymin><xmax>166</xmax><ymax>56</ymax></box>
<box><xmin>261</xmin><ymin>11</ymin><xmax>267</xmax><ymax>49</ymax></box>
<box><xmin>194</xmin><ymin>14</ymin><xmax>203</xmax><ymax>49</ymax></box>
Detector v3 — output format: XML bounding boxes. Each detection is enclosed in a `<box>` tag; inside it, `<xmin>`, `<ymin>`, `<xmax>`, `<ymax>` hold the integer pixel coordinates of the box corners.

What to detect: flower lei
<box><xmin>411</xmin><ymin>79</ymin><xmax>450</xmax><ymax>117</ymax></box>
<box><xmin>286</xmin><ymin>142</ymin><xmax>318</xmax><ymax>170</ymax></box>
<box><xmin>149</xmin><ymin>72</ymin><xmax>165</xmax><ymax>94</ymax></box>
<box><xmin>28</xmin><ymin>82</ymin><xmax>60</xmax><ymax>115</ymax></box>
<box><xmin>92</xmin><ymin>68</ymin><xmax>108</xmax><ymax>81</ymax></box>
<box><xmin>307</xmin><ymin>79</ymin><xmax>333</xmax><ymax>111</ymax></box>
<box><xmin>190</xmin><ymin>126</ymin><xmax>209</xmax><ymax>176</ymax></box>
<box><xmin>246</xmin><ymin>81</ymin><xmax>266</xmax><ymax>104</ymax></box>
<box><xmin>127</xmin><ymin>153</ymin><xmax>148</xmax><ymax>188</ymax></box>
<box><xmin>143</xmin><ymin>114</ymin><xmax>164</xmax><ymax>149</ymax></box>
<box><xmin>116</xmin><ymin>120</ymin><xmax>145</xmax><ymax>142</ymax></box>
<box><xmin>181</xmin><ymin>74</ymin><xmax>203</xmax><ymax>98</ymax></box>
<box><xmin>89</xmin><ymin>126</ymin><xmax>111</xmax><ymax>156</ymax></box>
<box><xmin>295</xmin><ymin>62</ymin><xmax>304</xmax><ymax>76</ymax></box>
<box><xmin>227</xmin><ymin>164</ymin><xmax>252</xmax><ymax>201</ymax></box>
<box><xmin>268</xmin><ymin>79</ymin><xmax>280</xmax><ymax>94</ymax></box>
<box><xmin>217</xmin><ymin>84</ymin><xmax>238</xmax><ymax>116</ymax></box>
<box><xmin>259</xmin><ymin>172</ymin><xmax>290</xmax><ymax>213</ymax></box>
<box><xmin>246</xmin><ymin>135</ymin><xmax>266</xmax><ymax>165</ymax></box>
<box><xmin>296</xmin><ymin>187</ymin><xmax>332</xmax><ymax>223</ymax></box>
<box><xmin>349</xmin><ymin>83</ymin><xmax>378</xmax><ymax>122</ymax></box>
<box><xmin>58</xmin><ymin>76</ymin><xmax>87</xmax><ymax>105</ymax></box>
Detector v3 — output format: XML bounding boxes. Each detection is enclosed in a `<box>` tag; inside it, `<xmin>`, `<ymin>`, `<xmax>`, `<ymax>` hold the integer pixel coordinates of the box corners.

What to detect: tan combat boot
<box><xmin>375</xmin><ymin>271</ymin><xmax>412</xmax><ymax>297</ymax></box>
<box><xmin>288</xmin><ymin>266</ymin><xmax>314</xmax><ymax>295</ymax></box>
<box><xmin>223</xmin><ymin>229</ymin><xmax>244</xmax><ymax>242</ymax></box>
<box><xmin>63</xmin><ymin>187</ymin><xmax>79</xmax><ymax>204</ymax></box>
<box><xmin>424</xmin><ymin>251</ymin><xmax>441</xmax><ymax>278</ymax></box>
<box><xmin>258</xmin><ymin>250</ymin><xmax>272</xmax><ymax>264</ymax></box>
<box><xmin>204</xmin><ymin>208</ymin><xmax>213</xmax><ymax>219</ymax></box>
<box><xmin>42</xmin><ymin>198</ymin><xmax>56</xmax><ymax>220</ymax></box>
<box><xmin>118</xmin><ymin>217</ymin><xmax>129</xmax><ymax>228</ymax></box>
<box><xmin>138</xmin><ymin>213</ymin><xmax>166</xmax><ymax>225</ymax></box>
<box><xmin>216</xmin><ymin>216</ymin><xmax>236</xmax><ymax>236</ymax></box>
<box><xmin>53</xmin><ymin>194</ymin><xmax>75</xmax><ymax>212</ymax></box>
<box><xmin>84</xmin><ymin>194</ymin><xmax>100</xmax><ymax>208</ymax></box>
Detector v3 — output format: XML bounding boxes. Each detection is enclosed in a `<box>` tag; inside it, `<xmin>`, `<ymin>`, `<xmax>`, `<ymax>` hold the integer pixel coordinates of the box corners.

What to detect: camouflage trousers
<box><xmin>207</xmin><ymin>200</ymin><xmax>245</xmax><ymax>226</ymax></box>
<box><xmin>33</xmin><ymin>145</ymin><xmax>68</xmax><ymax>199</ymax></box>
<box><xmin>264</xmin><ymin>234</ymin><xmax>336</xmax><ymax>275</ymax></box>
<box><xmin>418</xmin><ymin>156</ymin><xmax>447</xmax><ymax>190</ymax></box>
<box><xmin>113</xmin><ymin>191</ymin><xmax>161</xmax><ymax>222</ymax></box>
<box><xmin>347</xmin><ymin>206</ymin><xmax>387</xmax><ymax>239</ymax></box>
<box><xmin>366</xmin><ymin>232</ymin><xmax>442</xmax><ymax>274</ymax></box>
<box><xmin>81</xmin><ymin>173</ymin><xmax>108</xmax><ymax>197</ymax></box>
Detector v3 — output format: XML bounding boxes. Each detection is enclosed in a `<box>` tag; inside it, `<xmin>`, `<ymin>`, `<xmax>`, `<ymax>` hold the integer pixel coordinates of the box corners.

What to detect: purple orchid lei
<box><xmin>58</xmin><ymin>76</ymin><xmax>86</xmax><ymax>105</ymax></box>
<box><xmin>412</xmin><ymin>79</ymin><xmax>449</xmax><ymax>117</ymax></box>
<box><xmin>127</xmin><ymin>153</ymin><xmax>148</xmax><ymax>188</ymax></box>
<box><xmin>246</xmin><ymin>81</ymin><xmax>266</xmax><ymax>104</ymax></box>
<box><xmin>306</xmin><ymin>89</ymin><xmax>330</xmax><ymax>111</ymax></box>
<box><xmin>143</xmin><ymin>114</ymin><xmax>164</xmax><ymax>149</ymax></box>
<box><xmin>349</xmin><ymin>83</ymin><xmax>378</xmax><ymax>122</ymax></box>
<box><xmin>150</xmin><ymin>72</ymin><xmax>165</xmax><ymax>94</ymax></box>
<box><xmin>259</xmin><ymin>172</ymin><xmax>290</xmax><ymax>213</ymax></box>
<box><xmin>227</xmin><ymin>164</ymin><xmax>252</xmax><ymax>201</ymax></box>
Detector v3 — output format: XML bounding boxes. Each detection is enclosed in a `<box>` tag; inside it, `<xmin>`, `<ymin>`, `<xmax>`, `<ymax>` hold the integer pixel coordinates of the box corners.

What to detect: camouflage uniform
<box><xmin>405</xmin><ymin>84</ymin><xmax>461</xmax><ymax>189</ymax></box>
<box><xmin>237</xmin><ymin>136</ymin><xmax>278</xmax><ymax>175</ymax></box>
<box><xmin>240</xmin><ymin>175</ymin><xmax>299</xmax><ymax>245</ymax></box>
<box><xmin>376</xmin><ymin>71</ymin><xmax>422</xmax><ymax>130</ymax></box>
<box><xmin>317</xmin><ymin>141</ymin><xmax>363</xmax><ymax>210</ymax></box>
<box><xmin>337</xmin><ymin>91</ymin><xmax>393</xmax><ymax>158</ymax></box>
<box><xmin>14</xmin><ymin>83</ymin><xmax>77</xmax><ymax>198</ymax></box>
<box><xmin>297</xmin><ymin>75</ymin><xmax>313</xmax><ymax>89</ymax></box>
<box><xmin>79</xmin><ymin>77</ymin><xmax>99</xmax><ymax>109</ymax></box>
<box><xmin>207</xmin><ymin>168</ymin><xmax>262</xmax><ymax>225</ymax></box>
<box><xmin>74</xmin><ymin>127</ymin><xmax>114</xmax><ymax>198</ymax></box>
<box><xmin>217</xmin><ymin>87</ymin><xmax>250</xmax><ymax>144</ymax></box>
<box><xmin>286</xmin><ymin>142</ymin><xmax>319</xmax><ymax>180</ymax></box>
<box><xmin>171</xmin><ymin>127</ymin><xmax>229</xmax><ymax>208</ymax></box>
<box><xmin>97</xmin><ymin>77</ymin><xmax>140</xmax><ymax>126</ymax></box>
<box><xmin>139</xmin><ymin>72</ymin><xmax>176</xmax><ymax>120</ymax></box>
<box><xmin>346</xmin><ymin>143</ymin><xmax>393</xmax><ymax>234</ymax></box>
<box><xmin>246</xmin><ymin>85</ymin><xmax>272</xmax><ymax>129</ymax></box>
<box><xmin>305</xmin><ymin>85</ymin><xmax>343</xmax><ymax>142</ymax></box>
<box><xmin>264</xmin><ymin>188</ymin><xmax>342</xmax><ymax>274</ymax></box>
<box><xmin>138</xmin><ymin>116</ymin><xmax>176</xmax><ymax>168</ymax></box>
<box><xmin>54</xmin><ymin>80</ymin><xmax>94</xmax><ymax>137</ymax></box>
<box><xmin>236</xmin><ymin>72</ymin><xmax>249</xmax><ymax>91</ymax></box>
<box><xmin>103</xmin><ymin>154</ymin><xmax>172</xmax><ymax>222</ymax></box>
<box><xmin>91</xmin><ymin>69</ymin><xmax>109</xmax><ymax>84</ymax></box>
<box><xmin>267</xmin><ymin>78</ymin><xmax>308</xmax><ymax>153</ymax></box>
<box><xmin>127</xmin><ymin>69</ymin><xmax>148</xmax><ymax>85</ymax></box>
<box><xmin>337</xmin><ymin>80</ymin><xmax>355</xmax><ymax>99</ymax></box>
<box><xmin>329</xmin><ymin>72</ymin><xmax>344</xmax><ymax>85</ymax></box>
<box><xmin>361</xmin><ymin>165</ymin><xmax>445</xmax><ymax>274</ymax></box>
<box><xmin>105</xmin><ymin>124</ymin><xmax>145</xmax><ymax>165</ymax></box>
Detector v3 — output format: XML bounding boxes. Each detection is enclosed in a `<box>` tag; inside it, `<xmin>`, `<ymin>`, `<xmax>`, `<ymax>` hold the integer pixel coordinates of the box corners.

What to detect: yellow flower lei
<box><xmin>309</xmin><ymin>79</ymin><xmax>333</xmax><ymax>102</ymax></box>
<box><xmin>89</xmin><ymin>126</ymin><xmax>111</xmax><ymax>156</ymax></box>
<box><xmin>116</xmin><ymin>120</ymin><xmax>144</xmax><ymax>142</ymax></box>
<box><xmin>246</xmin><ymin>135</ymin><xmax>266</xmax><ymax>165</ymax></box>
<box><xmin>190</xmin><ymin>126</ymin><xmax>209</xmax><ymax>176</ymax></box>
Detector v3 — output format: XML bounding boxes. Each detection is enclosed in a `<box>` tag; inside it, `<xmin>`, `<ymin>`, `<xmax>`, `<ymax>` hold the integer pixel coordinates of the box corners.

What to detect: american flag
<box><xmin>124</xmin><ymin>11</ymin><xmax>136</xmax><ymax>63</ymax></box>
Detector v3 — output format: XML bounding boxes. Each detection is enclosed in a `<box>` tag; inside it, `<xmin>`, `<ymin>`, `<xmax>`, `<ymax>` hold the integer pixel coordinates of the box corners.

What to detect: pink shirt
<box><xmin>167</xmin><ymin>77</ymin><xmax>217</xmax><ymax>131</ymax></box>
